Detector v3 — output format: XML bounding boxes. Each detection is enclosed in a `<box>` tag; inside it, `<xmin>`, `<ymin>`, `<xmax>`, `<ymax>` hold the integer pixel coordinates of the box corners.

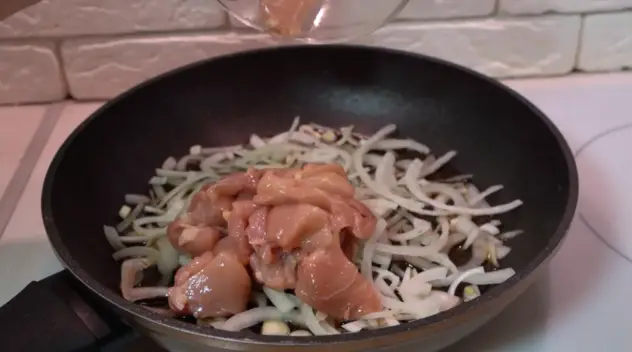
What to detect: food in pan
<box><xmin>104</xmin><ymin>119</ymin><xmax>523</xmax><ymax>336</ymax></box>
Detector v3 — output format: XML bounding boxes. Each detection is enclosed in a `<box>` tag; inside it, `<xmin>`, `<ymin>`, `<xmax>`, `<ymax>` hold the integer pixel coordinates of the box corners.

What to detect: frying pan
<box><xmin>0</xmin><ymin>45</ymin><xmax>577</xmax><ymax>352</ymax></box>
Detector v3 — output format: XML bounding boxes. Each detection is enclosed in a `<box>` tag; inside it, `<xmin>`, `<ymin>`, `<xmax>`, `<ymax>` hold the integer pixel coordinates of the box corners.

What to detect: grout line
<box><xmin>0</xmin><ymin>102</ymin><xmax>66</xmax><ymax>238</ymax></box>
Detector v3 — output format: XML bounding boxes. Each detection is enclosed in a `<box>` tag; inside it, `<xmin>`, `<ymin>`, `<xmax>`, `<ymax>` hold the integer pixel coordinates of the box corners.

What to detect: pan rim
<box><xmin>41</xmin><ymin>44</ymin><xmax>578</xmax><ymax>348</ymax></box>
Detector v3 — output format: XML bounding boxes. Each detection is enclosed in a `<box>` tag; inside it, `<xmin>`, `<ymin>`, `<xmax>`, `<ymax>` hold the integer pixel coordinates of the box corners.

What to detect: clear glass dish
<box><xmin>217</xmin><ymin>0</ymin><xmax>409</xmax><ymax>43</ymax></box>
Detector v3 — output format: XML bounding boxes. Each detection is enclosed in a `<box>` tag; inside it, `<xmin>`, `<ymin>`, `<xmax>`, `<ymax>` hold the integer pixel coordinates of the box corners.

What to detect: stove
<box><xmin>0</xmin><ymin>73</ymin><xmax>631</xmax><ymax>351</ymax></box>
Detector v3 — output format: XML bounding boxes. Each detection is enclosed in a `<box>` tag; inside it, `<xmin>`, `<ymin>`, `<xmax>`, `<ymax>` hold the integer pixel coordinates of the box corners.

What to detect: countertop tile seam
<box><xmin>0</xmin><ymin>102</ymin><xmax>66</xmax><ymax>238</ymax></box>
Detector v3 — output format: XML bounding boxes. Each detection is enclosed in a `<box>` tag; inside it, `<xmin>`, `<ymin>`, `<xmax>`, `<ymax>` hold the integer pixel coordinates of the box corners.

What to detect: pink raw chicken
<box><xmin>166</xmin><ymin>169</ymin><xmax>262</xmax><ymax>257</ymax></box>
<box><xmin>296</xmin><ymin>245</ymin><xmax>382</xmax><ymax>321</ymax></box>
<box><xmin>169</xmin><ymin>252</ymin><xmax>251</xmax><ymax>318</ymax></box>
<box><xmin>163</xmin><ymin>163</ymin><xmax>381</xmax><ymax>320</ymax></box>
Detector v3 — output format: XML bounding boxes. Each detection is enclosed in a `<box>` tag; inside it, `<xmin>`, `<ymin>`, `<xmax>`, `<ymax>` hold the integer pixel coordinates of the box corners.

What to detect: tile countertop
<box><xmin>1</xmin><ymin>73</ymin><xmax>632</xmax><ymax>351</ymax></box>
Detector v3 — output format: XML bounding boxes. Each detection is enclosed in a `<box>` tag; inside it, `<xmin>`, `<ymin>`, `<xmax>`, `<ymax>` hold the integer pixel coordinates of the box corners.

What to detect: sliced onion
<box><xmin>496</xmin><ymin>244</ymin><xmax>512</xmax><ymax>259</ymax></box>
<box><xmin>372</xmin><ymin>267</ymin><xmax>401</xmax><ymax>288</ymax></box>
<box><xmin>421</xmin><ymin>182</ymin><xmax>468</xmax><ymax>206</ymax></box>
<box><xmin>448</xmin><ymin>267</ymin><xmax>485</xmax><ymax>296</ymax></box>
<box><xmin>118</xmin><ymin>205</ymin><xmax>131</xmax><ymax>219</ymax></box>
<box><xmin>408</xmin><ymin>267</ymin><xmax>449</xmax><ymax>286</ymax></box>
<box><xmin>112</xmin><ymin>246</ymin><xmax>160</xmax><ymax>262</ymax></box>
<box><xmin>480</xmin><ymin>223</ymin><xmax>500</xmax><ymax>235</ymax></box>
<box><xmin>372</xmin><ymin>138</ymin><xmax>430</xmax><ymax>155</ymax></box>
<box><xmin>352</xmin><ymin>125</ymin><xmax>445</xmax><ymax>217</ymax></box>
<box><xmin>362</xmin><ymin>198</ymin><xmax>399</xmax><ymax>217</ymax></box>
<box><xmin>125</xmin><ymin>194</ymin><xmax>151</xmax><ymax>205</ymax></box>
<box><xmin>406</xmin><ymin>159</ymin><xmax>523</xmax><ymax>216</ymax></box>
<box><xmin>116</xmin><ymin>203</ymin><xmax>144</xmax><ymax>233</ymax></box>
<box><xmin>250</xmin><ymin>134</ymin><xmax>266</xmax><ymax>148</ymax></box>
<box><xmin>427</xmin><ymin>291</ymin><xmax>460</xmax><ymax>311</ymax></box>
<box><xmin>372</xmin><ymin>253</ymin><xmax>392</xmax><ymax>268</ymax></box>
<box><xmin>341</xmin><ymin>320</ymin><xmax>368</xmax><ymax>333</ymax></box>
<box><xmin>419</xmin><ymin>151</ymin><xmax>457</xmax><ymax>177</ymax></box>
<box><xmin>251</xmin><ymin>292</ymin><xmax>268</xmax><ymax>308</ymax></box>
<box><xmin>468</xmin><ymin>185</ymin><xmax>503</xmax><ymax>206</ymax></box>
<box><xmin>314</xmin><ymin>311</ymin><xmax>328</xmax><ymax>322</ymax></box>
<box><xmin>300</xmin><ymin>304</ymin><xmax>330</xmax><ymax>336</ymax></box>
<box><xmin>499</xmin><ymin>230</ymin><xmax>524</xmax><ymax>240</ymax></box>
<box><xmin>200</xmin><ymin>153</ymin><xmax>229</xmax><ymax>170</ymax></box>
<box><xmin>375</xmin><ymin>152</ymin><xmax>398</xmax><ymax>188</ymax></box>
<box><xmin>156</xmin><ymin>237</ymin><xmax>179</xmax><ymax>285</ymax></box>
<box><xmin>361</xmin><ymin>219</ymin><xmax>387</xmax><ymax>280</ymax></box>
<box><xmin>403</xmin><ymin>256</ymin><xmax>437</xmax><ymax>271</ymax></box>
<box><xmin>263</xmin><ymin>287</ymin><xmax>298</xmax><ymax>313</ymax></box>
<box><xmin>376</xmin><ymin>240</ymin><xmax>442</xmax><ymax>258</ymax></box>
<box><xmin>161</xmin><ymin>156</ymin><xmax>177</xmax><ymax>170</ymax></box>
<box><xmin>336</xmin><ymin>125</ymin><xmax>355</xmax><ymax>146</ymax></box>
<box><xmin>375</xmin><ymin>277</ymin><xmax>397</xmax><ymax>298</ymax></box>
<box><xmin>176</xmin><ymin>155</ymin><xmax>202</xmax><ymax>171</ymax></box>
<box><xmin>120</xmin><ymin>258</ymin><xmax>168</xmax><ymax>302</ymax></box>
<box><xmin>221</xmin><ymin>307</ymin><xmax>304</xmax><ymax>332</ymax></box>
<box><xmin>104</xmin><ymin>225</ymin><xmax>125</xmax><ymax>251</ymax></box>
<box><xmin>434</xmin><ymin>268</ymin><xmax>515</xmax><ymax>287</ymax></box>
<box><xmin>390</xmin><ymin>218</ymin><xmax>432</xmax><ymax>242</ymax></box>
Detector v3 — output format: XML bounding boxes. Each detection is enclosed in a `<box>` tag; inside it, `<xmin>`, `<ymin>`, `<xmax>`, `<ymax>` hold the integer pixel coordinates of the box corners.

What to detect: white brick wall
<box><xmin>499</xmin><ymin>0</ymin><xmax>632</xmax><ymax>14</ymax></box>
<box><xmin>1</xmin><ymin>0</ymin><xmax>632</xmax><ymax>104</ymax></box>
<box><xmin>62</xmin><ymin>33</ymin><xmax>274</xmax><ymax>99</ymax></box>
<box><xmin>578</xmin><ymin>12</ymin><xmax>632</xmax><ymax>71</ymax></box>
<box><xmin>0</xmin><ymin>0</ymin><xmax>226</xmax><ymax>38</ymax></box>
<box><xmin>398</xmin><ymin>0</ymin><xmax>496</xmax><ymax>20</ymax></box>
<box><xmin>0</xmin><ymin>42</ymin><xmax>65</xmax><ymax>104</ymax></box>
<box><xmin>368</xmin><ymin>16</ymin><xmax>580</xmax><ymax>77</ymax></box>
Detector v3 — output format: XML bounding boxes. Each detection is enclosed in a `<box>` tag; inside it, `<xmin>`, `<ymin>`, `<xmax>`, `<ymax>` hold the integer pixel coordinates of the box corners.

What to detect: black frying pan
<box><xmin>0</xmin><ymin>45</ymin><xmax>577</xmax><ymax>352</ymax></box>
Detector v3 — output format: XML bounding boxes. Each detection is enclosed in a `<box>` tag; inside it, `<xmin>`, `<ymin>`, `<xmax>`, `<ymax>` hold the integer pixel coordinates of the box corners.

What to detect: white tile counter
<box><xmin>0</xmin><ymin>103</ymin><xmax>102</xmax><ymax>305</ymax></box>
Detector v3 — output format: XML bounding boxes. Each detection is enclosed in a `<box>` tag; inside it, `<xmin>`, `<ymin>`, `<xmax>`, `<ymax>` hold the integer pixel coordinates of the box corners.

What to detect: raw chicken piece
<box><xmin>265</xmin><ymin>203</ymin><xmax>333</xmax><ymax>251</ymax></box>
<box><xmin>302</xmin><ymin>163</ymin><xmax>348</xmax><ymax>178</ymax></box>
<box><xmin>213</xmin><ymin>236</ymin><xmax>250</xmax><ymax>265</ymax></box>
<box><xmin>254</xmin><ymin>171</ymin><xmax>332</xmax><ymax>209</ymax></box>
<box><xmin>190</xmin><ymin>168</ymin><xmax>262</xmax><ymax>227</ymax></box>
<box><xmin>169</xmin><ymin>252</ymin><xmax>251</xmax><ymax>318</ymax></box>
<box><xmin>250</xmin><ymin>250</ymin><xmax>302</xmax><ymax>290</ymax></box>
<box><xmin>167</xmin><ymin>220</ymin><xmax>221</xmax><ymax>257</ymax></box>
<box><xmin>173</xmin><ymin>251</ymin><xmax>215</xmax><ymax>286</ymax></box>
<box><xmin>167</xmin><ymin>169</ymin><xmax>262</xmax><ymax>257</ymax></box>
<box><xmin>329</xmin><ymin>198</ymin><xmax>376</xmax><ymax>240</ymax></box>
<box><xmin>187</xmin><ymin>184</ymin><xmax>230</xmax><ymax>226</ymax></box>
<box><xmin>259</xmin><ymin>0</ymin><xmax>324</xmax><ymax>36</ymax></box>
<box><xmin>295</xmin><ymin>245</ymin><xmax>382</xmax><ymax>320</ymax></box>
<box><xmin>254</xmin><ymin>164</ymin><xmax>376</xmax><ymax>239</ymax></box>
<box><xmin>245</xmin><ymin>206</ymin><xmax>268</xmax><ymax>248</ymax></box>
<box><xmin>223</xmin><ymin>200</ymin><xmax>259</xmax><ymax>263</ymax></box>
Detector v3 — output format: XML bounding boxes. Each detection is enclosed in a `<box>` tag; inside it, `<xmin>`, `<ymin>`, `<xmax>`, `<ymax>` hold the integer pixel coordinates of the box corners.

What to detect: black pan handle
<box><xmin>0</xmin><ymin>270</ymin><xmax>137</xmax><ymax>352</ymax></box>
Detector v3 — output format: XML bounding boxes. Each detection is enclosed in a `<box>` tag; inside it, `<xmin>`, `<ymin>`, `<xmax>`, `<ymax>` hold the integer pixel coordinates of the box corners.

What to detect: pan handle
<box><xmin>0</xmin><ymin>270</ymin><xmax>136</xmax><ymax>351</ymax></box>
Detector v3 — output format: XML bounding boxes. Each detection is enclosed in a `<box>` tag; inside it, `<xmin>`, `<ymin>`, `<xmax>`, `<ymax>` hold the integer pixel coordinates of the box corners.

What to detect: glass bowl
<box><xmin>217</xmin><ymin>0</ymin><xmax>409</xmax><ymax>43</ymax></box>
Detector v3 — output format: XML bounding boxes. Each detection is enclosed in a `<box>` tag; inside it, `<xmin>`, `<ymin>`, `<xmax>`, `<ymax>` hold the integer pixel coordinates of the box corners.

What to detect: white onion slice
<box><xmin>341</xmin><ymin>320</ymin><xmax>368</xmax><ymax>333</ymax></box>
<box><xmin>448</xmin><ymin>267</ymin><xmax>485</xmax><ymax>296</ymax></box>
<box><xmin>104</xmin><ymin>225</ymin><xmax>125</xmax><ymax>251</ymax></box>
<box><xmin>221</xmin><ymin>307</ymin><xmax>304</xmax><ymax>332</ymax></box>
<box><xmin>406</xmin><ymin>159</ymin><xmax>523</xmax><ymax>216</ymax></box>
<box><xmin>263</xmin><ymin>287</ymin><xmax>298</xmax><ymax>313</ymax></box>
<box><xmin>361</xmin><ymin>219</ymin><xmax>387</xmax><ymax>280</ymax></box>
<box><xmin>468</xmin><ymin>185</ymin><xmax>504</xmax><ymax>206</ymax></box>
<box><xmin>300</xmin><ymin>304</ymin><xmax>330</xmax><ymax>336</ymax></box>
<box><xmin>112</xmin><ymin>246</ymin><xmax>160</xmax><ymax>262</ymax></box>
